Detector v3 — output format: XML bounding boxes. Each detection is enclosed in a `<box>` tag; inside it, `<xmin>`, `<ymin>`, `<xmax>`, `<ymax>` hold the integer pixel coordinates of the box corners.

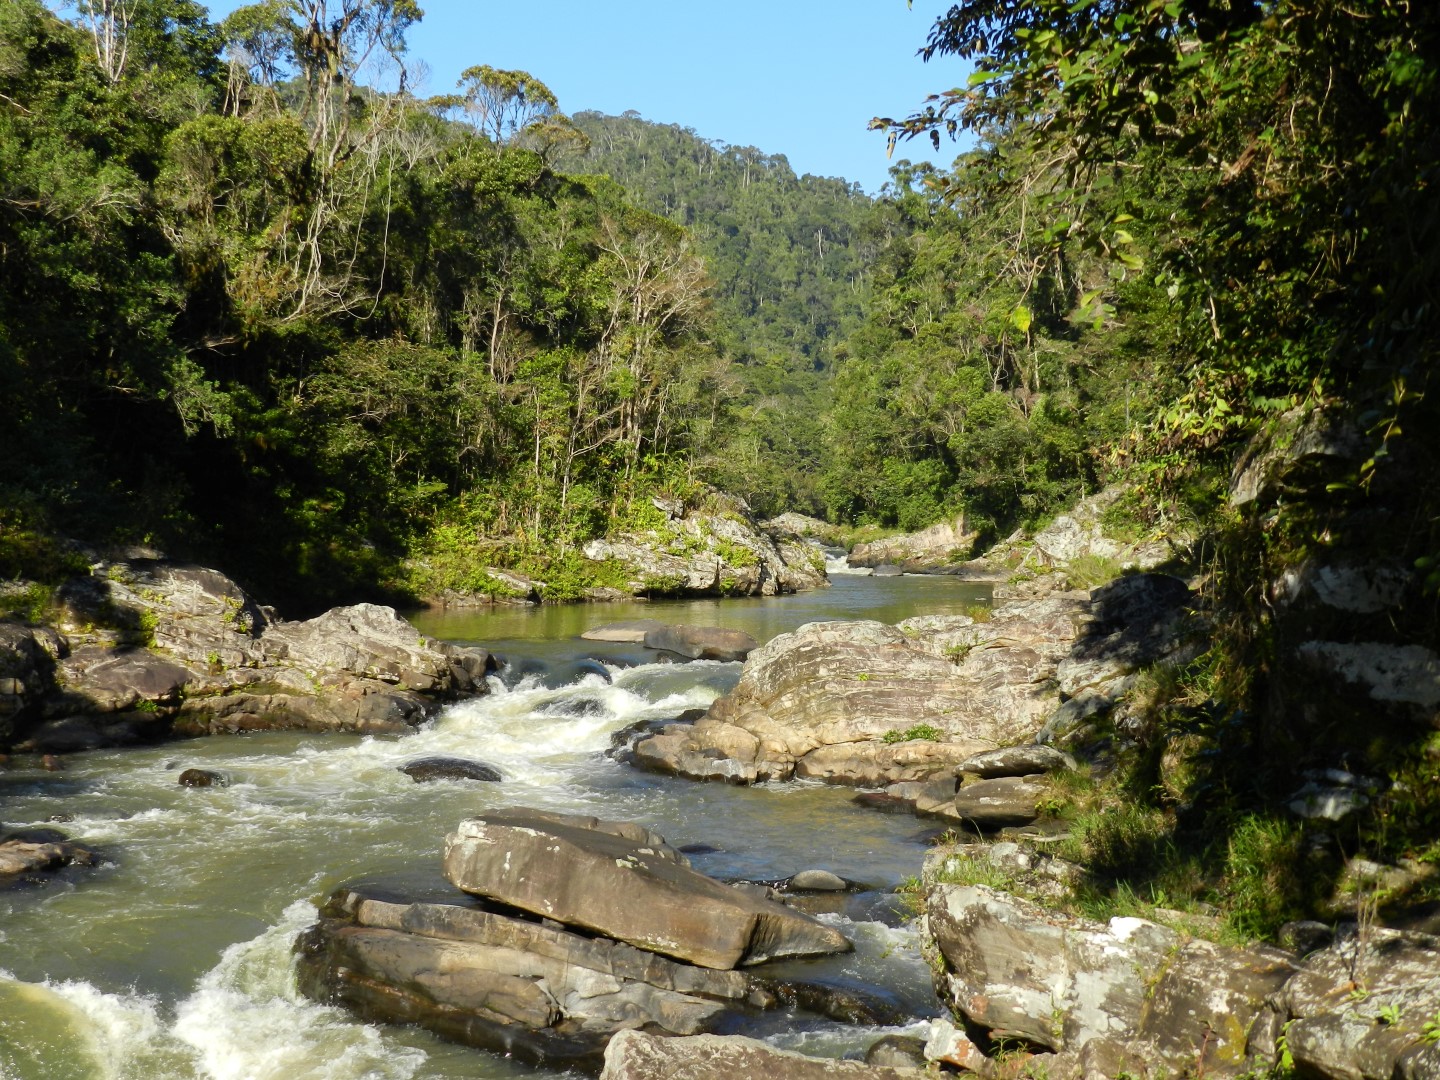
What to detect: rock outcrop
<box><xmin>298</xmin><ymin>810</ymin><xmax>858</xmax><ymax>1071</ymax></box>
<box><xmin>582</xmin><ymin>493</ymin><xmax>826</xmax><ymax>598</ymax></box>
<box><xmin>848</xmin><ymin>515</ymin><xmax>977</xmax><ymax>572</ymax></box>
<box><xmin>925</xmin><ymin>883</ymin><xmax>1295</xmax><ymax>1074</ymax></box>
<box><xmin>599</xmin><ymin>1030</ymin><xmax>926</xmax><ymax>1080</ymax></box>
<box><xmin>1</xmin><ymin>559</ymin><xmax>495</xmax><ymax>752</ymax></box>
<box><xmin>963</xmin><ymin>484</ymin><xmax>1183</xmax><ymax>582</ymax></box>
<box><xmin>919</xmin><ymin>871</ymin><xmax>1440</xmax><ymax>1080</ymax></box>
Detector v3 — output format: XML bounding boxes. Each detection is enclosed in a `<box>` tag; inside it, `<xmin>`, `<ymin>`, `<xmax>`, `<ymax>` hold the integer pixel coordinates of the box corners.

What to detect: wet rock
<box><xmin>786</xmin><ymin>869</ymin><xmax>848</xmax><ymax>892</ymax></box>
<box><xmin>0</xmin><ymin>831</ymin><xmax>99</xmax><ymax>887</ymax></box>
<box><xmin>925</xmin><ymin>883</ymin><xmax>1294</xmax><ymax>1071</ymax></box>
<box><xmin>23</xmin><ymin>714</ymin><xmax>157</xmax><ymax>753</ymax></box>
<box><xmin>399</xmin><ymin>757</ymin><xmax>502</xmax><ymax>784</ymax></box>
<box><xmin>865</xmin><ymin>1034</ymin><xmax>928</xmax><ymax>1069</ymax></box>
<box><xmin>957</xmin><ymin>744</ymin><xmax>1076</xmax><ymax>779</ymax></box>
<box><xmin>442</xmin><ymin>809</ymin><xmax>851</xmax><ymax>969</ymax></box>
<box><xmin>581</xmin><ymin>619</ymin><xmax>669</xmax><ymax>643</ymax></box>
<box><xmin>177</xmin><ymin>767</ymin><xmax>227</xmax><ymax>788</ymax></box>
<box><xmin>599</xmin><ymin>1030</ymin><xmax>927</xmax><ymax>1080</ymax></box>
<box><xmin>546</xmin><ymin>658</ymin><xmax>613</xmax><ymax>687</ymax></box>
<box><xmin>760</xmin><ymin>979</ymin><xmax>906</xmax><ymax>1026</ymax></box>
<box><xmin>852</xmin><ymin>789</ymin><xmax>928</xmax><ymax>814</ymax></box>
<box><xmin>0</xmin><ymin>622</ymin><xmax>64</xmax><ymax>745</ymax></box>
<box><xmin>641</xmin><ymin>624</ymin><xmax>758</xmax><ymax>662</ymax></box>
<box><xmin>871</xmin><ymin>564</ymin><xmax>904</xmax><ymax>577</ymax></box>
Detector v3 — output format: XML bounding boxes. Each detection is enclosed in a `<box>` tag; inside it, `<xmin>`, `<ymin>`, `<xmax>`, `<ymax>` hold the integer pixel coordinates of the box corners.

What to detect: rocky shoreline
<box><xmin>5</xmin><ymin>449</ymin><xmax>1439</xmax><ymax>1077</ymax></box>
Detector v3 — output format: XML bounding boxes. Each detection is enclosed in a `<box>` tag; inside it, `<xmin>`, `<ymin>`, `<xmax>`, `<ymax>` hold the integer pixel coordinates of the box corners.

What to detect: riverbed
<box><xmin>0</xmin><ymin>573</ymin><xmax>988</xmax><ymax>1079</ymax></box>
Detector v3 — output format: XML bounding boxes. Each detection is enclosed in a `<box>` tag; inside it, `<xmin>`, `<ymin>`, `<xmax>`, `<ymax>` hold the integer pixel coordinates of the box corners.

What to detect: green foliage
<box><xmin>1064</xmin><ymin>554</ymin><xmax>1124</xmax><ymax>590</ymax></box>
<box><xmin>881</xmin><ymin>723</ymin><xmax>943</xmax><ymax>744</ymax></box>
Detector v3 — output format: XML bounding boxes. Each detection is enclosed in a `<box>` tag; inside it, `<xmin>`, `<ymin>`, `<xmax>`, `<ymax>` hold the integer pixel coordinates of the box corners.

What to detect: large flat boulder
<box><xmin>442</xmin><ymin>809</ymin><xmax>851</xmax><ymax>969</ymax></box>
<box><xmin>581</xmin><ymin>619</ymin><xmax>670</xmax><ymax>643</ymax></box>
<box><xmin>632</xmin><ymin>594</ymin><xmax>1089</xmax><ymax>786</ymax></box>
<box><xmin>600</xmin><ymin>1030</ymin><xmax>927</xmax><ymax>1080</ymax></box>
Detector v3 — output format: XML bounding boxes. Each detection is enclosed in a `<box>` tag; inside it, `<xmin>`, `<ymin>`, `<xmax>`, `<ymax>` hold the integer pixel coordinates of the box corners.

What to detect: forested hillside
<box><xmin>558</xmin><ymin>112</ymin><xmax>896</xmax><ymax>515</ymax></box>
<box><xmin>0</xmin><ymin>1</ymin><xmax>731</xmax><ymax>610</ymax></box>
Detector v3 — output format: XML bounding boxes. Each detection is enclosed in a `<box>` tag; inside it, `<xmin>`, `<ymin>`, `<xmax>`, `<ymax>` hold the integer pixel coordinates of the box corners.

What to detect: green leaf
<box><xmin>1010</xmin><ymin>305</ymin><xmax>1033</xmax><ymax>334</ymax></box>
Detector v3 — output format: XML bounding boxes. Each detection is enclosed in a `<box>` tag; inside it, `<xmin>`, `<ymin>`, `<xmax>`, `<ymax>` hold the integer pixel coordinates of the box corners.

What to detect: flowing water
<box><xmin>0</xmin><ymin>572</ymin><xmax>989</xmax><ymax>1080</ymax></box>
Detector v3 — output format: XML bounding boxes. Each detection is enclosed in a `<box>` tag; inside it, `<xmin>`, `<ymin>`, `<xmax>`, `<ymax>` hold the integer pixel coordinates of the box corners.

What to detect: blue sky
<box><xmin>201</xmin><ymin>1</ymin><xmax>975</xmax><ymax>194</ymax></box>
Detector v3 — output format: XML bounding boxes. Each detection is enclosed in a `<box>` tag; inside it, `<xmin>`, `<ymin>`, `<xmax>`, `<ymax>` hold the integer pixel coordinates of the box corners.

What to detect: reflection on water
<box><xmin>0</xmin><ymin>575</ymin><xmax>966</xmax><ymax>1079</ymax></box>
<box><xmin>411</xmin><ymin>572</ymin><xmax>991</xmax><ymax>663</ymax></box>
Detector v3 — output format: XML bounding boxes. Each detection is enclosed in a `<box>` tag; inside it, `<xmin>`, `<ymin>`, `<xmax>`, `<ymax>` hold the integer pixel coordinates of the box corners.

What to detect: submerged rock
<box><xmin>442</xmin><ymin>809</ymin><xmax>851</xmax><ymax>969</ymax></box>
<box><xmin>177</xmin><ymin>767</ymin><xmax>226</xmax><ymax>788</ymax></box>
<box><xmin>399</xmin><ymin>757</ymin><xmax>503</xmax><ymax>783</ymax></box>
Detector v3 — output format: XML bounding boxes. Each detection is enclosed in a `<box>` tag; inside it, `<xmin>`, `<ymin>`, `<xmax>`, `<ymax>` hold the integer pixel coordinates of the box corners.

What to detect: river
<box><xmin>0</xmin><ymin>571</ymin><xmax>989</xmax><ymax>1080</ymax></box>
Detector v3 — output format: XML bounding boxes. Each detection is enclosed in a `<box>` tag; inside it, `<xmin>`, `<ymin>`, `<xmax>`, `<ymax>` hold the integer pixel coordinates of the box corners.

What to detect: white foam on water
<box><xmin>9</xmin><ymin>972</ymin><xmax>189</xmax><ymax>1080</ymax></box>
<box><xmin>2</xmin><ymin>904</ymin><xmax>429</xmax><ymax>1080</ymax></box>
<box><xmin>172</xmin><ymin>900</ymin><xmax>425</xmax><ymax>1080</ymax></box>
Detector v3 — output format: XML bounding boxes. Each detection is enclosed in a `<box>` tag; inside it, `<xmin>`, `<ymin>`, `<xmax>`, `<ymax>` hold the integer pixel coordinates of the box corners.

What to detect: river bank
<box><xmin>0</xmin><ymin>573</ymin><xmax>986</xmax><ymax>1079</ymax></box>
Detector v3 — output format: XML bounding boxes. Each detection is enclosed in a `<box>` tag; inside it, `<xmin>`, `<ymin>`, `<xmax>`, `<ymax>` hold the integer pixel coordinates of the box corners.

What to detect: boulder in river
<box><xmin>0</xmin><ymin>828</ymin><xmax>99</xmax><ymax>888</ymax></box>
<box><xmin>177</xmin><ymin>767</ymin><xmax>226</xmax><ymax>787</ymax></box>
<box><xmin>442</xmin><ymin>808</ymin><xmax>851</xmax><ymax>969</ymax></box>
<box><xmin>631</xmin><ymin>593</ymin><xmax>1093</xmax><ymax>787</ymax></box>
<box><xmin>297</xmin><ymin>882</ymin><xmax>767</xmax><ymax>1071</ymax></box>
<box><xmin>848</xmin><ymin>515</ymin><xmax>977</xmax><ymax>573</ymax></box>
<box><xmin>399</xmin><ymin>757</ymin><xmax>502</xmax><ymax>783</ymax></box>
<box><xmin>641</xmin><ymin>624</ymin><xmax>757</xmax><ymax>662</ymax></box>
